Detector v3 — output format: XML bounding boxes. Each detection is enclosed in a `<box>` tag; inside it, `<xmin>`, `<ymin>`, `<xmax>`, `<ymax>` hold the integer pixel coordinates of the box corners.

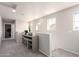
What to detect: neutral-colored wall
<box><xmin>16</xmin><ymin>20</ymin><xmax>29</xmax><ymax>43</ymax></box>
<box><xmin>31</xmin><ymin>17</ymin><xmax>47</xmax><ymax>33</ymax></box>
<box><xmin>30</xmin><ymin>5</ymin><xmax>79</xmax><ymax>55</ymax></box>
<box><xmin>16</xmin><ymin>20</ymin><xmax>28</xmax><ymax>33</ymax></box>
<box><xmin>0</xmin><ymin>16</ymin><xmax>2</xmax><ymax>45</ymax></box>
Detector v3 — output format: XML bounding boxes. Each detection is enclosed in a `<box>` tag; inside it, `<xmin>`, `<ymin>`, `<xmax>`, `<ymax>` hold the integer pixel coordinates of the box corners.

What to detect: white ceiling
<box><xmin>0</xmin><ymin>2</ymin><xmax>79</xmax><ymax>22</ymax></box>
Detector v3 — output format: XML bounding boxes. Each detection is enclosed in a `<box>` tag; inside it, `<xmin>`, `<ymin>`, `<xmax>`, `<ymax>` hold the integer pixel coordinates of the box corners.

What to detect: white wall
<box><xmin>16</xmin><ymin>20</ymin><xmax>28</xmax><ymax>33</ymax></box>
<box><xmin>0</xmin><ymin>16</ymin><xmax>2</xmax><ymax>45</ymax></box>
<box><xmin>30</xmin><ymin>5</ymin><xmax>79</xmax><ymax>55</ymax></box>
<box><xmin>30</xmin><ymin>17</ymin><xmax>47</xmax><ymax>33</ymax></box>
<box><xmin>55</xmin><ymin>5</ymin><xmax>79</xmax><ymax>54</ymax></box>
<box><xmin>16</xmin><ymin>20</ymin><xmax>29</xmax><ymax>43</ymax></box>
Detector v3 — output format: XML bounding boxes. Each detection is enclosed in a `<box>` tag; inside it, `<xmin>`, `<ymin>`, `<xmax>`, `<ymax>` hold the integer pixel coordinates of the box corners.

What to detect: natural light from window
<box><xmin>73</xmin><ymin>13</ymin><xmax>79</xmax><ymax>31</ymax></box>
<box><xmin>36</xmin><ymin>25</ymin><xmax>38</xmax><ymax>31</ymax></box>
<box><xmin>47</xmin><ymin>17</ymin><xmax>56</xmax><ymax>31</ymax></box>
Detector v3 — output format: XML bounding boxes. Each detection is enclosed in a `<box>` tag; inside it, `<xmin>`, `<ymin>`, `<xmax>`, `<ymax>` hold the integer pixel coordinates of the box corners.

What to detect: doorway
<box><xmin>2</xmin><ymin>19</ymin><xmax>16</xmax><ymax>40</ymax></box>
<box><xmin>5</xmin><ymin>24</ymin><xmax>11</xmax><ymax>38</ymax></box>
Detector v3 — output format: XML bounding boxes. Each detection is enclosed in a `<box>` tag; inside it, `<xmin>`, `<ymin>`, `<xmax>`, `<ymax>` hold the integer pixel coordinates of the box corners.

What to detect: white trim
<box><xmin>4</xmin><ymin>23</ymin><xmax>12</xmax><ymax>39</ymax></box>
<box><xmin>49</xmin><ymin>33</ymin><xmax>53</xmax><ymax>57</ymax></box>
<box><xmin>62</xmin><ymin>48</ymin><xmax>79</xmax><ymax>56</ymax></box>
<box><xmin>39</xmin><ymin>49</ymin><xmax>49</xmax><ymax>57</ymax></box>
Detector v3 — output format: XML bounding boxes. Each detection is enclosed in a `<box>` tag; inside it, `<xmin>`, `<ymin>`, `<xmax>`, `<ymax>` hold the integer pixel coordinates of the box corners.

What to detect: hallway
<box><xmin>0</xmin><ymin>40</ymin><xmax>46</xmax><ymax>57</ymax></box>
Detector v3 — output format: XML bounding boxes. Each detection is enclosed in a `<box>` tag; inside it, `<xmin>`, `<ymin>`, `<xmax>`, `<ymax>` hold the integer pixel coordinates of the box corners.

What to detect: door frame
<box><xmin>4</xmin><ymin>23</ymin><xmax>13</xmax><ymax>40</ymax></box>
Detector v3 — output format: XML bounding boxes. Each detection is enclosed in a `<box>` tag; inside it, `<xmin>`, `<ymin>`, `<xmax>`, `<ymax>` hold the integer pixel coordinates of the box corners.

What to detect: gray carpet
<box><xmin>0</xmin><ymin>39</ymin><xmax>46</xmax><ymax>57</ymax></box>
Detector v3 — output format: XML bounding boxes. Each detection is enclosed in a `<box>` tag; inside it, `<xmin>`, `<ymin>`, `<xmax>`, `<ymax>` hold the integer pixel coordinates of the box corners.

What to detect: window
<box><xmin>73</xmin><ymin>13</ymin><xmax>79</xmax><ymax>31</ymax></box>
<box><xmin>36</xmin><ymin>25</ymin><xmax>38</xmax><ymax>31</ymax></box>
<box><xmin>47</xmin><ymin>17</ymin><xmax>56</xmax><ymax>31</ymax></box>
<box><xmin>35</xmin><ymin>21</ymin><xmax>41</xmax><ymax>31</ymax></box>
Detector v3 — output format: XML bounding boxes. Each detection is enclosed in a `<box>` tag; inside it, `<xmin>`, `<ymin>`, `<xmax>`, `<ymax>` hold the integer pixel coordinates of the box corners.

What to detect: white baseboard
<box><xmin>55</xmin><ymin>48</ymin><xmax>79</xmax><ymax>56</ymax></box>
<box><xmin>39</xmin><ymin>49</ymin><xmax>49</xmax><ymax>57</ymax></box>
<box><xmin>62</xmin><ymin>48</ymin><xmax>79</xmax><ymax>56</ymax></box>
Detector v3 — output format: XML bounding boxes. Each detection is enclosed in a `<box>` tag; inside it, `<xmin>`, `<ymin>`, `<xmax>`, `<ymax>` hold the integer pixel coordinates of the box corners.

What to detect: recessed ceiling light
<box><xmin>12</xmin><ymin>9</ymin><xmax>16</xmax><ymax>13</ymax></box>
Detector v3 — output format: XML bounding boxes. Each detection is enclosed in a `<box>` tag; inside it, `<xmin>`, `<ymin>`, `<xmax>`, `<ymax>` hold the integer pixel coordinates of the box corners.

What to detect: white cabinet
<box><xmin>22</xmin><ymin>35</ymin><xmax>38</xmax><ymax>52</ymax></box>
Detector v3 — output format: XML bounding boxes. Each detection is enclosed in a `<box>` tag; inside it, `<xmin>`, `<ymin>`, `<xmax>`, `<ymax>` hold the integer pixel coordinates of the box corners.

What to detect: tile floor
<box><xmin>0</xmin><ymin>39</ymin><xmax>79</xmax><ymax>57</ymax></box>
<box><xmin>0</xmin><ymin>39</ymin><xmax>46</xmax><ymax>57</ymax></box>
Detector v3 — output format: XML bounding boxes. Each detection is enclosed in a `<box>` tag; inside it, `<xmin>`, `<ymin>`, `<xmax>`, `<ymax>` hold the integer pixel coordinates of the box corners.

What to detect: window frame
<box><xmin>73</xmin><ymin>13</ymin><xmax>79</xmax><ymax>31</ymax></box>
<box><xmin>47</xmin><ymin>17</ymin><xmax>56</xmax><ymax>31</ymax></box>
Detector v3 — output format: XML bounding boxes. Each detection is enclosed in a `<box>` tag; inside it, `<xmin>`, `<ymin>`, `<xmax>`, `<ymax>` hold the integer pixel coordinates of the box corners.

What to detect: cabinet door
<box><xmin>32</xmin><ymin>36</ymin><xmax>38</xmax><ymax>52</ymax></box>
